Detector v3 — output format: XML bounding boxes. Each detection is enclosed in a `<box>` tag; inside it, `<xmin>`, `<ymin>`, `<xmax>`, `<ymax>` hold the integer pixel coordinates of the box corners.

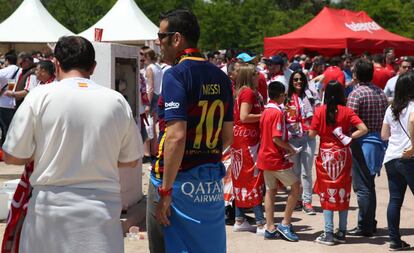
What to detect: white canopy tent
<box><xmin>79</xmin><ymin>0</ymin><xmax>159</xmax><ymax>45</ymax></box>
<box><xmin>0</xmin><ymin>0</ymin><xmax>74</xmax><ymax>43</ymax></box>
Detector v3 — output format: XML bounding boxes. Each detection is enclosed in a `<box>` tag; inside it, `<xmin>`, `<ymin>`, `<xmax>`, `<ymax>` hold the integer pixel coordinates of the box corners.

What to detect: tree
<box><xmin>0</xmin><ymin>0</ymin><xmax>413</xmax><ymax>53</ymax></box>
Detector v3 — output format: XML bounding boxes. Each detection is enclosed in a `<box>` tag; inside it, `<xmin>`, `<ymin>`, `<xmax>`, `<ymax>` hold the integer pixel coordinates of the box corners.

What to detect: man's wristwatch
<box><xmin>157</xmin><ymin>187</ymin><xmax>172</xmax><ymax>197</ymax></box>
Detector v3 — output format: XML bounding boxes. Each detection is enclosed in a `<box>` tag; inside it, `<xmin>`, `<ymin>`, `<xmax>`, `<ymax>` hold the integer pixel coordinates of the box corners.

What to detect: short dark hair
<box><xmin>160</xmin><ymin>9</ymin><xmax>200</xmax><ymax>47</ymax></box>
<box><xmin>401</xmin><ymin>56</ymin><xmax>414</xmax><ymax>66</ymax></box>
<box><xmin>330</xmin><ymin>56</ymin><xmax>341</xmax><ymax>67</ymax></box>
<box><xmin>341</xmin><ymin>54</ymin><xmax>352</xmax><ymax>62</ymax></box>
<box><xmin>354</xmin><ymin>58</ymin><xmax>374</xmax><ymax>83</ymax></box>
<box><xmin>54</xmin><ymin>36</ymin><xmax>95</xmax><ymax>72</ymax></box>
<box><xmin>5</xmin><ymin>51</ymin><xmax>17</xmax><ymax>65</ymax></box>
<box><xmin>18</xmin><ymin>52</ymin><xmax>33</xmax><ymax>62</ymax></box>
<box><xmin>372</xmin><ymin>54</ymin><xmax>384</xmax><ymax>64</ymax></box>
<box><xmin>268</xmin><ymin>81</ymin><xmax>285</xmax><ymax>100</ymax></box>
<box><xmin>140</xmin><ymin>46</ymin><xmax>150</xmax><ymax>51</ymax></box>
<box><xmin>38</xmin><ymin>60</ymin><xmax>55</xmax><ymax>75</ymax></box>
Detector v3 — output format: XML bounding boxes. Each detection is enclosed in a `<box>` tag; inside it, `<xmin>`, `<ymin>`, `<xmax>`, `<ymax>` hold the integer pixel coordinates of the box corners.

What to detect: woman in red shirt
<box><xmin>231</xmin><ymin>64</ymin><xmax>265</xmax><ymax>235</ymax></box>
<box><xmin>309</xmin><ymin>81</ymin><xmax>367</xmax><ymax>245</ymax></box>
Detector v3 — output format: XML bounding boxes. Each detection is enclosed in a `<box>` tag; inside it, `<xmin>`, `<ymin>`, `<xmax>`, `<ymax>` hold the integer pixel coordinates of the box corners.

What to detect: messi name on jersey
<box><xmin>202</xmin><ymin>84</ymin><xmax>221</xmax><ymax>95</ymax></box>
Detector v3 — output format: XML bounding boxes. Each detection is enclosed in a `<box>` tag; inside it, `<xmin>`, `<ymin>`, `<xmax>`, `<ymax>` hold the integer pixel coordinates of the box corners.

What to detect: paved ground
<box><xmin>1</xmin><ymin>162</ymin><xmax>414</xmax><ymax>253</ymax></box>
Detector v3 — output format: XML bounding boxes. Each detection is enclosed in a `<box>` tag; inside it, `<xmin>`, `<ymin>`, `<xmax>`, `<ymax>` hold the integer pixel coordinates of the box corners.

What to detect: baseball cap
<box><xmin>289</xmin><ymin>62</ymin><xmax>302</xmax><ymax>72</ymax></box>
<box><xmin>236</xmin><ymin>53</ymin><xmax>256</xmax><ymax>63</ymax></box>
<box><xmin>269</xmin><ymin>55</ymin><xmax>284</xmax><ymax>65</ymax></box>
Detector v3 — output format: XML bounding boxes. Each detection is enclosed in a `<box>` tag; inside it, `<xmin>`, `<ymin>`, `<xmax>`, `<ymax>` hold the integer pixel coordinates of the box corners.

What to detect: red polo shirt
<box><xmin>372</xmin><ymin>66</ymin><xmax>393</xmax><ymax>89</ymax></box>
<box><xmin>257</xmin><ymin>101</ymin><xmax>293</xmax><ymax>171</ymax></box>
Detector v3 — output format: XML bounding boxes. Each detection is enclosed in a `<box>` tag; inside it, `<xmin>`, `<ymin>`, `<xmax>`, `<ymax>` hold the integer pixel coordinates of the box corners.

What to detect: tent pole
<box><xmin>345</xmin><ymin>48</ymin><xmax>349</xmax><ymax>55</ymax></box>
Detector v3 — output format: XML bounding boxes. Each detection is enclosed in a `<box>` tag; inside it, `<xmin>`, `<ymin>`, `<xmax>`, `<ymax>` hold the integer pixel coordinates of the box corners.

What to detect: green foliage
<box><xmin>0</xmin><ymin>0</ymin><xmax>413</xmax><ymax>52</ymax></box>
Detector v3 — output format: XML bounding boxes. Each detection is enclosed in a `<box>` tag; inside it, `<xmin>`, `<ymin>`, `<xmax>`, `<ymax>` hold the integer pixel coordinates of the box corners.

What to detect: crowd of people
<box><xmin>0</xmin><ymin>51</ymin><xmax>56</xmax><ymax>150</ymax></box>
<box><xmin>205</xmin><ymin>47</ymin><xmax>413</xmax><ymax>250</ymax></box>
<box><xmin>0</xmin><ymin>8</ymin><xmax>414</xmax><ymax>253</ymax></box>
<box><xmin>136</xmin><ymin>20</ymin><xmax>414</xmax><ymax>251</ymax></box>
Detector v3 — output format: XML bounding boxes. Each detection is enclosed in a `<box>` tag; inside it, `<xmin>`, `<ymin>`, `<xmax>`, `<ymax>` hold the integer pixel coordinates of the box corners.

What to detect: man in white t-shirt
<box><xmin>3</xmin><ymin>52</ymin><xmax>38</xmax><ymax>108</ymax></box>
<box><xmin>0</xmin><ymin>51</ymin><xmax>19</xmax><ymax>146</ymax></box>
<box><xmin>265</xmin><ymin>55</ymin><xmax>289</xmax><ymax>92</ymax></box>
<box><xmin>3</xmin><ymin>36</ymin><xmax>143</xmax><ymax>253</ymax></box>
<box><xmin>384</xmin><ymin>57</ymin><xmax>412</xmax><ymax>103</ymax></box>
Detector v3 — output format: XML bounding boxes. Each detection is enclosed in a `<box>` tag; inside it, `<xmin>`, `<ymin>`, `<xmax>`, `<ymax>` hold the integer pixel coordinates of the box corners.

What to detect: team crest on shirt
<box><xmin>231</xmin><ymin>148</ymin><xmax>243</xmax><ymax>180</ymax></box>
<box><xmin>320</xmin><ymin>147</ymin><xmax>347</xmax><ymax>181</ymax></box>
<box><xmin>78</xmin><ymin>82</ymin><xmax>88</xmax><ymax>88</ymax></box>
<box><xmin>276</xmin><ymin>123</ymin><xmax>282</xmax><ymax>131</ymax></box>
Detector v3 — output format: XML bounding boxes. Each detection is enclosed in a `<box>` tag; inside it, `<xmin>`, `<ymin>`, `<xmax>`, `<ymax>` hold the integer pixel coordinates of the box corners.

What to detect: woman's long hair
<box><xmin>287</xmin><ymin>70</ymin><xmax>308</xmax><ymax>98</ymax></box>
<box><xmin>235</xmin><ymin>63</ymin><xmax>257</xmax><ymax>92</ymax></box>
<box><xmin>324</xmin><ymin>81</ymin><xmax>346</xmax><ymax>126</ymax></box>
<box><xmin>392</xmin><ymin>72</ymin><xmax>414</xmax><ymax>120</ymax></box>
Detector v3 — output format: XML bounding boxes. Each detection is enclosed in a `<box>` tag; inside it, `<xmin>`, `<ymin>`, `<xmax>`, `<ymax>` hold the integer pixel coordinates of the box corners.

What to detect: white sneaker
<box><xmin>256</xmin><ymin>226</ymin><xmax>266</xmax><ymax>236</ymax></box>
<box><xmin>233</xmin><ymin>220</ymin><xmax>255</xmax><ymax>232</ymax></box>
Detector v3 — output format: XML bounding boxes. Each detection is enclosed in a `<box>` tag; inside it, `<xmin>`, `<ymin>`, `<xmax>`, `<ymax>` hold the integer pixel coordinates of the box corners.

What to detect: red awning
<box><xmin>264</xmin><ymin>7</ymin><xmax>414</xmax><ymax>57</ymax></box>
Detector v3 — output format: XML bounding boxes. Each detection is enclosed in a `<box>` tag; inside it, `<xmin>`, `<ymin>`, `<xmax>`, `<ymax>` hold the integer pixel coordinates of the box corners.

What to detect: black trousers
<box><xmin>0</xmin><ymin>107</ymin><xmax>15</xmax><ymax>145</ymax></box>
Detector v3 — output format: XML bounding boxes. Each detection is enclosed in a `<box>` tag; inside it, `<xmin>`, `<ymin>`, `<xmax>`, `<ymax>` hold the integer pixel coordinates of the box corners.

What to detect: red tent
<box><xmin>264</xmin><ymin>7</ymin><xmax>414</xmax><ymax>58</ymax></box>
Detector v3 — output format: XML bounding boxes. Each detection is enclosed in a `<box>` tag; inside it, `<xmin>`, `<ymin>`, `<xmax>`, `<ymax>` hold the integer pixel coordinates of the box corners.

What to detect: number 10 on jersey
<box><xmin>193</xmin><ymin>100</ymin><xmax>225</xmax><ymax>149</ymax></box>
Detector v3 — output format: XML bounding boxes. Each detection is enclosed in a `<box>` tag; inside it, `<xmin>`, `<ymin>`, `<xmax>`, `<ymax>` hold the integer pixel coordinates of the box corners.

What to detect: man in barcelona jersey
<box><xmin>146</xmin><ymin>9</ymin><xmax>234</xmax><ymax>253</ymax></box>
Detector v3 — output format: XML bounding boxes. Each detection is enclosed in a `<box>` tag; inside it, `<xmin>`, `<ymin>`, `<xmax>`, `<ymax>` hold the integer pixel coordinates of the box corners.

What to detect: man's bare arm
<box><xmin>162</xmin><ymin>120</ymin><xmax>187</xmax><ymax>190</ymax></box>
<box><xmin>3</xmin><ymin>151</ymin><xmax>32</xmax><ymax>165</ymax></box>
<box><xmin>118</xmin><ymin>160</ymin><xmax>139</xmax><ymax>168</ymax></box>
<box><xmin>222</xmin><ymin>121</ymin><xmax>233</xmax><ymax>149</ymax></box>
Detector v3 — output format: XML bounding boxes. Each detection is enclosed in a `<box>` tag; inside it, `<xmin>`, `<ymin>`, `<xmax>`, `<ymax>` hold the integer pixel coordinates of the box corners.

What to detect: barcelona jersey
<box><xmin>152</xmin><ymin>58</ymin><xmax>233</xmax><ymax>178</ymax></box>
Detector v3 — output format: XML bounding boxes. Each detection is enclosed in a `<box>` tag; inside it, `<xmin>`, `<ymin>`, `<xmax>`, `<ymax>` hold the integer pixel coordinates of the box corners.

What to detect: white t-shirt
<box><xmin>384</xmin><ymin>75</ymin><xmax>398</xmax><ymax>98</ymax></box>
<box><xmin>146</xmin><ymin>63</ymin><xmax>163</xmax><ymax>95</ymax></box>
<box><xmin>0</xmin><ymin>64</ymin><xmax>19</xmax><ymax>108</ymax></box>
<box><xmin>267</xmin><ymin>74</ymin><xmax>289</xmax><ymax>93</ymax></box>
<box><xmin>160</xmin><ymin>63</ymin><xmax>171</xmax><ymax>94</ymax></box>
<box><xmin>383</xmin><ymin>101</ymin><xmax>414</xmax><ymax>164</ymax></box>
<box><xmin>15</xmin><ymin>68</ymin><xmax>39</xmax><ymax>92</ymax></box>
<box><xmin>3</xmin><ymin>77</ymin><xmax>143</xmax><ymax>193</ymax></box>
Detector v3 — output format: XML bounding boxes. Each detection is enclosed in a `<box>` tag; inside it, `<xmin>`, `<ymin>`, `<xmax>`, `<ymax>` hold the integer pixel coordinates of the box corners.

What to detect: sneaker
<box><xmin>315</xmin><ymin>232</ymin><xmax>335</xmax><ymax>246</ymax></box>
<box><xmin>256</xmin><ymin>226</ymin><xmax>266</xmax><ymax>236</ymax></box>
<box><xmin>294</xmin><ymin>201</ymin><xmax>303</xmax><ymax>211</ymax></box>
<box><xmin>264</xmin><ymin>229</ymin><xmax>279</xmax><ymax>240</ymax></box>
<box><xmin>333</xmin><ymin>230</ymin><xmax>346</xmax><ymax>243</ymax></box>
<box><xmin>302</xmin><ymin>202</ymin><xmax>316</xmax><ymax>215</ymax></box>
<box><xmin>277</xmin><ymin>223</ymin><xmax>299</xmax><ymax>242</ymax></box>
<box><xmin>347</xmin><ymin>227</ymin><xmax>373</xmax><ymax>237</ymax></box>
<box><xmin>233</xmin><ymin>220</ymin><xmax>255</xmax><ymax>232</ymax></box>
<box><xmin>389</xmin><ymin>240</ymin><xmax>411</xmax><ymax>251</ymax></box>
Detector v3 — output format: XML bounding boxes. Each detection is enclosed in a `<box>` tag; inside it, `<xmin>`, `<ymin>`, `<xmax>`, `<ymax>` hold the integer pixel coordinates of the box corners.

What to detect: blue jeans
<box><xmin>289</xmin><ymin>134</ymin><xmax>316</xmax><ymax>203</ymax></box>
<box><xmin>323</xmin><ymin>210</ymin><xmax>348</xmax><ymax>233</ymax></box>
<box><xmin>350</xmin><ymin>142</ymin><xmax>377</xmax><ymax>233</ymax></box>
<box><xmin>384</xmin><ymin>159</ymin><xmax>414</xmax><ymax>243</ymax></box>
<box><xmin>235</xmin><ymin>204</ymin><xmax>265</xmax><ymax>225</ymax></box>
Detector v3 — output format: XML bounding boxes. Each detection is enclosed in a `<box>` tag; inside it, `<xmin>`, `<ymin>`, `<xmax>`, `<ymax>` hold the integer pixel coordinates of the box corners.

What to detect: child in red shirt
<box><xmin>257</xmin><ymin>81</ymin><xmax>300</xmax><ymax>241</ymax></box>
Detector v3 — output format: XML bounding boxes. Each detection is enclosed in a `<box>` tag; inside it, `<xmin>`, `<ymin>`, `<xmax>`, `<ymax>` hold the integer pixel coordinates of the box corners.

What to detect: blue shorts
<box><xmin>151</xmin><ymin>163</ymin><xmax>226</xmax><ymax>253</ymax></box>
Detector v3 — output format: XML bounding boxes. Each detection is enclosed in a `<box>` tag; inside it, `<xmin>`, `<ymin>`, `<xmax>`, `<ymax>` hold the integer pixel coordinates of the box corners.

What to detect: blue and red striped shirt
<box><xmin>152</xmin><ymin>57</ymin><xmax>233</xmax><ymax>178</ymax></box>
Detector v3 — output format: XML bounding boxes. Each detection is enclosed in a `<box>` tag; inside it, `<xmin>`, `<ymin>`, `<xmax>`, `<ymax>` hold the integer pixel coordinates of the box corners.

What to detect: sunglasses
<box><xmin>157</xmin><ymin>32</ymin><xmax>176</xmax><ymax>40</ymax></box>
<box><xmin>293</xmin><ymin>78</ymin><xmax>302</xmax><ymax>82</ymax></box>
